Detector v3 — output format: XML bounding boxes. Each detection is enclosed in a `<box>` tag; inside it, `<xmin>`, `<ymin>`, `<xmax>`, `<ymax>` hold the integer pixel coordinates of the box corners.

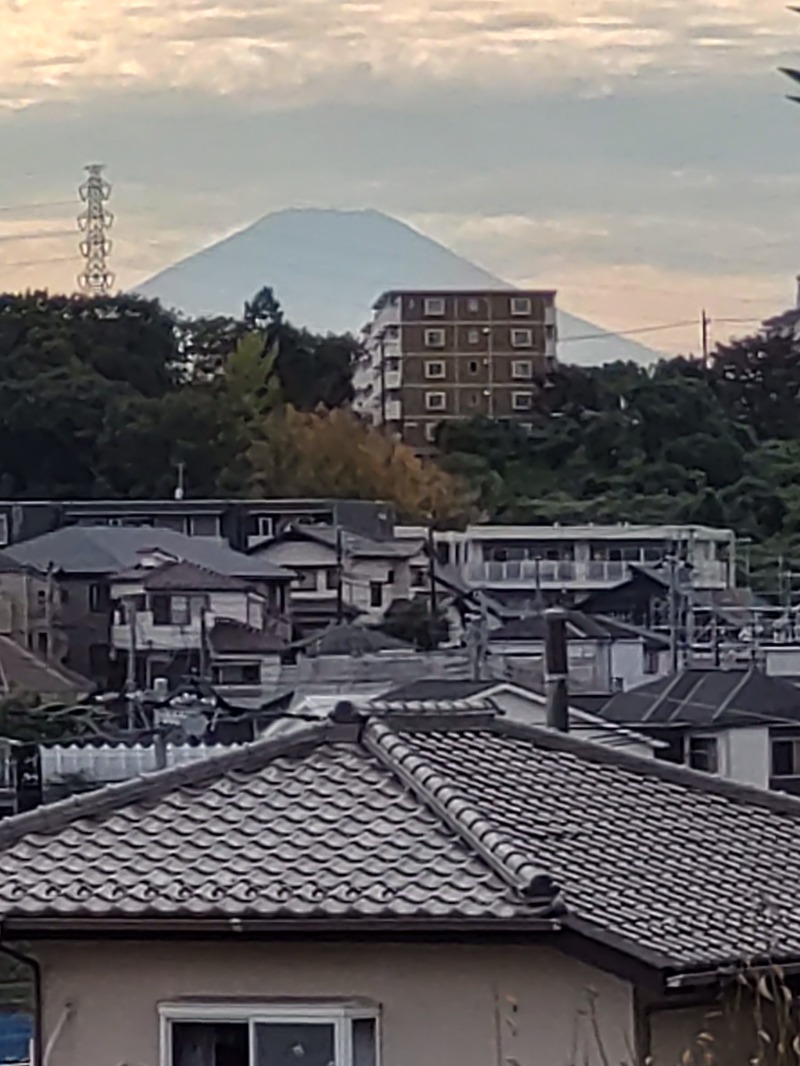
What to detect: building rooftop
<box><xmin>5</xmin><ymin>527</ymin><xmax>293</xmax><ymax>581</ymax></box>
<box><xmin>5</xmin><ymin>707</ymin><xmax>800</xmax><ymax>980</ymax></box>
<box><xmin>595</xmin><ymin>666</ymin><xmax>800</xmax><ymax>728</ymax></box>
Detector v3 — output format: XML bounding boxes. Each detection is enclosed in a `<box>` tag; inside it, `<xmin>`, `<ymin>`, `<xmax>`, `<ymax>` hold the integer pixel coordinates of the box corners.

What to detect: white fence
<box><xmin>40</xmin><ymin>742</ymin><xmax>240</xmax><ymax>785</ymax></box>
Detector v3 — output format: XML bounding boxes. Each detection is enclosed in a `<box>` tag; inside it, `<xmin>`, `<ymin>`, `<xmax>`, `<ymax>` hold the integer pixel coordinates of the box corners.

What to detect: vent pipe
<box><xmin>544</xmin><ymin>607</ymin><xmax>569</xmax><ymax>733</ymax></box>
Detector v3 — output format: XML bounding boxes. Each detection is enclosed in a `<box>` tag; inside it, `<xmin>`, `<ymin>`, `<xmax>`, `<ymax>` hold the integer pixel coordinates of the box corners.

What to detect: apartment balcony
<box><xmin>385</xmin><ymin>399</ymin><xmax>402</xmax><ymax>422</ymax></box>
<box><xmin>465</xmin><ymin>559</ymin><xmax>729</xmax><ymax>590</ymax></box>
<box><xmin>384</xmin><ymin>369</ymin><xmax>402</xmax><ymax>390</ymax></box>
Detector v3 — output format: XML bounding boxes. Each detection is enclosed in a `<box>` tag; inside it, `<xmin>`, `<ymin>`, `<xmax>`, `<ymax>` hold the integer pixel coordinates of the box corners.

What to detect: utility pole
<box><xmin>701</xmin><ymin>310</ymin><xmax>710</xmax><ymax>367</ymax></box>
<box><xmin>668</xmin><ymin>554</ymin><xmax>679</xmax><ymax>673</ymax></box>
<box><xmin>77</xmin><ymin>164</ymin><xmax>114</xmax><ymax>296</ymax></box>
<box><xmin>174</xmin><ymin>461</ymin><xmax>186</xmax><ymax>501</ymax></box>
<box><xmin>198</xmin><ymin>602</ymin><xmax>208</xmax><ymax>681</ymax></box>
<box><xmin>427</xmin><ymin>522</ymin><xmax>438</xmax><ymax>618</ymax></box>
<box><xmin>336</xmin><ymin>526</ymin><xmax>344</xmax><ymax>624</ymax></box>
<box><xmin>125</xmin><ymin>596</ymin><xmax>138</xmax><ymax>729</ymax></box>
<box><xmin>544</xmin><ymin>608</ymin><xmax>569</xmax><ymax>733</ymax></box>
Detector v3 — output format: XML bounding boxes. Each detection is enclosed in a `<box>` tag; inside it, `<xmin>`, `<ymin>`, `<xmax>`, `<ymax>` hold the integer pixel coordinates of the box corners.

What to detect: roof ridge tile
<box><xmin>364</xmin><ymin>719</ymin><xmax>558</xmax><ymax>907</ymax></box>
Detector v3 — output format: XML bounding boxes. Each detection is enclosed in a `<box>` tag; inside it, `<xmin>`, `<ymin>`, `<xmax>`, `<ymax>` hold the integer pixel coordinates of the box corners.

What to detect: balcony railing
<box><xmin>466</xmin><ymin>559</ymin><xmax>729</xmax><ymax>588</ymax></box>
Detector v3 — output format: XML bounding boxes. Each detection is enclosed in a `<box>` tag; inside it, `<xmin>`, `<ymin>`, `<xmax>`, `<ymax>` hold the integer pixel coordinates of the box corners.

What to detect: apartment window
<box><xmin>164</xmin><ymin>1004</ymin><xmax>378</xmax><ymax>1066</ymax></box>
<box><xmin>512</xmin><ymin>392</ymin><xmax>533</xmax><ymax>411</ymax></box>
<box><xmin>188</xmin><ymin>515</ymin><xmax>220</xmax><ymax>537</ymax></box>
<box><xmin>424</xmin><ymin>360</ymin><xmax>445</xmax><ymax>379</ymax></box>
<box><xmin>424</xmin><ymin>297</ymin><xmax>445</xmax><ymax>316</ymax></box>
<box><xmin>468</xmin><ymin>359</ymin><xmax>479</xmax><ymax>374</ymax></box>
<box><xmin>425</xmin><ymin>392</ymin><xmax>446</xmax><ymax>411</ymax></box>
<box><xmin>253</xmin><ymin>516</ymin><xmax>274</xmax><ymax>538</ymax></box>
<box><xmin>772</xmin><ymin>739</ymin><xmax>800</xmax><ymax>777</ymax></box>
<box><xmin>424</xmin><ymin>328</ymin><xmax>446</xmax><ymax>348</ymax></box>
<box><xmin>687</xmin><ymin>736</ymin><xmax>719</xmax><ymax>775</ymax></box>
<box><xmin>370</xmin><ymin>582</ymin><xmax>383</xmax><ymax>608</ymax></box>
<box><xmin>512</xmin><ymin>360</ymin><xmax>533</xmax><ymax>380</ymax></box>
<box><xmin>511</xmin><ymin>296</ymin><xmax>532</xmax><ymax>316</ymax></box>
<box><xmin>467</xmin><ymin>329</ymin><xmax>480</xmax><ymax>345</ymax></box>
<box><xmin>511</xmin><ymin>328</ymin><xmax>533</xmax><ymax>348</ymax></box>
<box><xmin>89</xmin><ymin>583</ymin><xmax>110</xmax><ymax>613</ymax></box>
<box><xmin>467</xmin><ymin>297</ymin><xmax>480</xmax><ymax>313</ymax></box>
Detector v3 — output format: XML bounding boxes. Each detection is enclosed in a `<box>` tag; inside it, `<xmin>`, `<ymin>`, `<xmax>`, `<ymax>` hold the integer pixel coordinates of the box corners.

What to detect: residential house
<box><xmin>486</xmin><ymin>610</ymin><xmax>671</xmax><ymax>692</ymax></box>
<box><xmin>589</xmin><ymin>664</ymin><xmax>800</xmax><ymax>792</ymax></box>
<box><xmin>5</xmin><ymin>527</ymin><xmax>292</xmax><ymax>684</ymax></box>
<box><xmin>0</xmin><ymin>551</ymin><xmax>67</xmax><ymax>665</ymax></box>
<box><xmin>0</xmin><ymin>497</ymin><xmax>394</xmax><ymax>549</ymax></box>
<box><xmin>110</xmin><ymin>555</ymin><xmax>289</xmax><ymax>692</ymax></box>
<box><xmin>253</xmin><ymin>524</ymin><xmax>424</xmax><ymax>634</ymax></box>
<box><xmin>4</xmin><ymin>705</ymin><xmax>800</xmax><ymax>1066</ymax></box>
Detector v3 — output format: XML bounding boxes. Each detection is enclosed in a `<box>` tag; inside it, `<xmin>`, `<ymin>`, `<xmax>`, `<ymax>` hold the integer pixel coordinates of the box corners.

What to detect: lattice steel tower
<box><xmin>77</xmin><ymin>164</ymin><xmax>114</xmax><ymax>295</ymax></box>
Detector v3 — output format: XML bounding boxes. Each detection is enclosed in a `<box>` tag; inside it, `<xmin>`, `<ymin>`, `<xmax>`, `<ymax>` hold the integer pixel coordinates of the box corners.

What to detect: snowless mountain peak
<box><xmin>135</xmin><ymin>207</ymin><xmax>658</xmax><ymax>366</ymax></box>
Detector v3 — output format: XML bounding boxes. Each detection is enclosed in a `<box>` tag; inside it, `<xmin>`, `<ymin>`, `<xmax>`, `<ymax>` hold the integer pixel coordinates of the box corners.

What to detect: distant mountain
<box><xmin>135</xmin><ymin>208</ymin><xmax>659</xmax><ymax>367</ymax></box>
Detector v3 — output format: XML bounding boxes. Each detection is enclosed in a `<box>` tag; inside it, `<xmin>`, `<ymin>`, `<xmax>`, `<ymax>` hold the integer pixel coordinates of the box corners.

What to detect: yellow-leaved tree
<box><xmin>247</xmin><ymin>406</ymin><xmax>474</xmax><ymax>525</ymax></box>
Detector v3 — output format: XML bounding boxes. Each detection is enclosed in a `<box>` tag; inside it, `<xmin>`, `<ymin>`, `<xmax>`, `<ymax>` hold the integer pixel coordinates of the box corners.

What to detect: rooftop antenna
<box><xmin>174</xmin><ymin>461</ymin><xmax>186</xmax><ymax>501</ymax></box>
<box><xmin>77</xmin><ymin>164</ymin><xmax>114</xmax><ymax>296</ymax></box>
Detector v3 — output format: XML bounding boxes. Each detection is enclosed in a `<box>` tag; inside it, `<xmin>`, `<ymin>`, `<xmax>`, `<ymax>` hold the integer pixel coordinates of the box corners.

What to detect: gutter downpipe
<box><xmin>0</xmin><ymin>935</ymin><xmax>43</xmax><ymax>1066</ymax></box>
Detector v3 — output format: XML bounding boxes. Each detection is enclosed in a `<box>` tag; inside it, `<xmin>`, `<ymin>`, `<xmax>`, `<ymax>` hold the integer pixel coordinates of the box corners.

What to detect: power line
<box><xmin>560</xmin><ymin>319</ymin><xmax>699</xmax><ymax>344</ymax></box>
<box><xmin>0</xmin><ymin>229</ymin><xmax>74</xmax><ymax>245</ymax></box>
<box><xmin>0</xmin><ymin>200</ymin><xmax>74</xmax><ymax>214</ymax></box>
<box><xmin>0</xmin><ymin>254</ymin><xmax>78</xmax><ymax>268</ymax></box>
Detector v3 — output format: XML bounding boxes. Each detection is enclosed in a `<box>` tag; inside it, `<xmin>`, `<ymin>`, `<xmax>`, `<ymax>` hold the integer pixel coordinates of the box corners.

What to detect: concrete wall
<box><xmin>34</xmin><ymin>940</ymin><xmax>636</xmax><ymax>1066</ymax></box>
<box><xmin>718</xmin><ymin>726</ymin><xmax>770</xmax><ymax>790</ymax></box>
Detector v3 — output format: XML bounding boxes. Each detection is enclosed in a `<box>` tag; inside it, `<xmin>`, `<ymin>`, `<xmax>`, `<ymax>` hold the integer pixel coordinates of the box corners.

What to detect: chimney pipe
<box><xmin>544</xmin><ymin>607</ymin><xmax>569</xmax><ymax>732</ymax></box>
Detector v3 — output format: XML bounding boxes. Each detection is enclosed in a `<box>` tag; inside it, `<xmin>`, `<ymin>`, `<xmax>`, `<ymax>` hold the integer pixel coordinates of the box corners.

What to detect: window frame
<box><xmin>511</xmin><ymin>359</ymin><xmax>533</xmax><ymax>380</ymax></box>
<box><xmin>512</xmin><ymin>391</ymin><xmax>533</xmax><ymax>411</ymax></box>
<box><xmin>423</xmin><ymin>297</ymin><xmax>445</xmax><ymax>316</ymax></box>
<box><xmin>159</xmin><ymin>1002</ymin><xmax>380</xmax><ymax>1066</ymax></box>
<box><xmin>510</xmin><ymin>328</ymin><xmax>533</xmax><ymax>348</ymax></box>
<box><xmin>686</xmin><ymin>734</ymin><xmax>719</xmax><ymax>775</ymax></box>
<box><xmin>424</xmin><ymin>328</ymin><xmax>446</xmax><ymax>348</ymax></box>
<box><xmin>425</xmin><ymin>391</ymin><xmax>447</xmax><ymax>411</ymax></box>
<box><xmin>510</xmin><ymin>296</ymin><xmax>532</xmax><ymax>316</ymax></box>
<box><xmin>424</xmin><ymin>360</ymin><xmax>445</xmax><ymax>379</ymax></box>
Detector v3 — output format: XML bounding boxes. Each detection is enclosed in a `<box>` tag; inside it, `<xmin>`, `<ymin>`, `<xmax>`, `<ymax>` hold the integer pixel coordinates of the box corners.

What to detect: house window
<box><xmin>424</xmin><ymin>328</ymin><xmax>446</xmax><ymax>348</ymax></box>
<box><xmin>89</xmin><ymin>583</ymin><xmax>110</xmax><ymax>613</ymax></box>
<box><xmin>467</xmin><ymin>298</ymin><xmax>480</xmax><ymax>313</ymax></box>
<box><xmin>512</xmin><ymin>360</ymin><xmax>533</xmax><ymax>380</ymax></box>
<box><xmin>370</xmin><ymin>582</ymin><xmax>383</xmax><ymax>608</ymax></box>
<box><xmin>411</xmin><ymin>566</ymin><xmax>427</xmax><ymax>589</ymax></box>
<box><xmin>188</xmin><ymin>515</ymin><xmax>220</xmax><ymax>537</ymax></box>
<box><xmin>255</xmin><ymin>516</ymin><xmax>274</xmax><ymax>538</ymax></box>
<box><xmin>425</xmin><ymin>392</ymin><xmax>446</xmax><ymax>411</ymax></box>
<box><xmin>163</xmin><ymin>1005</ymin><xmax>379</xmax><ymax>1066</ymax></box>
<box><xmin>424</xmin><ymin>360</ymin><xmax>445</xmax><ymax>379</ymax></box>
<box><xmin>511</xmin><ymin>328</ymin><xmax>533</xmax><ymax>348</ymax></box>
<box><xmin>512</xmin><ymin>392</ymin><xmax>533</xmax><ymax>411</ymax></box>
<box><xmin>467</xmin><ymin>329</ymin><xmax>480</xmax><ymax>345</ymax></box>
<box><xmin>687</xmin><ymin>736</ymin><xmax>718</xmax><ymax>775</ymax></box>
<box><xmin>511</xmin><ymin>296</ymin><xmax>532</xmax><ymax>316</ymax></box>
<box><xmin>644</xmin><ymin>649</ymin><xmax>660</xmax><ymax>675</ymax></box>
<box><xmin>325</xmin><ymin>569</ymin><xmax>339</xmax><ymax>591</ymax></box>
<box><xmin>772</xmin><ymin>739</ymin><xmax>800</xmax><ymax>777</ymax></box>
<box><xmin>294</xmin><ymin>569</ymin><xmax>318</xmax><ymax>591</ymax></box>
<box><xmin>424</xmin><ymin>297</ymin><xmax>445</xmax><ymax>316</ymax></box>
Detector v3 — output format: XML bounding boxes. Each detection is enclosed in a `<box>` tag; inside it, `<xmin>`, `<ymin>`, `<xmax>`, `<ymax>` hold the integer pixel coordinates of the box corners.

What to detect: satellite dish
<box><xmin>182</xmin><ymin>712</ymin><xmax>209</xmax><ymax>739</ymax></box>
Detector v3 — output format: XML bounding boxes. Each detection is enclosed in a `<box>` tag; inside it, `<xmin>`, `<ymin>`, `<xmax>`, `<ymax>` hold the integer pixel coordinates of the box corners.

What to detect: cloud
<box><xmin>1</xmin><ymin>0</ymin><xmax>798</xmax><ymax>109</ymax></box>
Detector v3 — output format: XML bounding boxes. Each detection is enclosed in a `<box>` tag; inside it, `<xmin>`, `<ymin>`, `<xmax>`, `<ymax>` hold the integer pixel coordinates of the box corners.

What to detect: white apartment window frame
<box><xmin>424</xmin><ymin>360</ymin><xmax>445</xmax><ymax>379</ymax></box>
<box><xmin>511</xmin><ymin>328</ymin><xmax>534</xmax><ymax>348</ymax></box>
<box><xmin>510</xmin><ymin>296</ymin><xmax>532</xmax><ymax>316</ymax></box>
<box><xmin>512</xmin><ymin>391</ymin><xmax>533</xmax><ymax>411</ymax></box>
<box><xmin>511</xmin><ymin>359</ymin><xmax>533</xmax><ymax>380</ymax></box>
<box><xmin>424</xmin><ymin>328</ymin><xmax>446</xmax><ymax>348</ymax></box>
<box><xmin>159</xmin><ymin>1001</ymin><xmax>380</xmax><ymax>1066</ymax></box>
<box><xmin>425</xmin><ymin>391</ymin><xmax>447</xmax><ymax>411</ymax></box>
<box><xmin>423</xmin><ymin>297</ymin><xmax>445</xmax><ymax>316</ymax></box>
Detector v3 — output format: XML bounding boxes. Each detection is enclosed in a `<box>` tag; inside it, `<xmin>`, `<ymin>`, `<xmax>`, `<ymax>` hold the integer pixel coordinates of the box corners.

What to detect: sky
<box><xmin>2</xmin><ymin>0</ymin><xmax>800</xmax><ymax>356</ymax></box>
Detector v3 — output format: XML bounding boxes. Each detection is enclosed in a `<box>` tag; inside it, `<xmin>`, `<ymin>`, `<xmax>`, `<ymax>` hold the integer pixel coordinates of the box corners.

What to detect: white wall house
<box><xmin>397</xmin><ymin>522</ymin><xmax>736</xmax><ymax>602</ymax></box>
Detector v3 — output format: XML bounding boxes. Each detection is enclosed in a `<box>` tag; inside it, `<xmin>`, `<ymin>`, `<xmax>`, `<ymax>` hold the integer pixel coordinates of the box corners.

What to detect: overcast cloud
<box><xmin>2</xmin><ymin>0</ymin><xmax>800</xmax><ymax>355</ymax></box>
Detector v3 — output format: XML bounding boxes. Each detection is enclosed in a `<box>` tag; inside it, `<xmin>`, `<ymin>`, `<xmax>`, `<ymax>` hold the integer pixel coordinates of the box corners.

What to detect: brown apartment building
<box><xmin>354</xmin><ymin>289</ymin><xmax>558</xmax><ymax>450</ymax></box>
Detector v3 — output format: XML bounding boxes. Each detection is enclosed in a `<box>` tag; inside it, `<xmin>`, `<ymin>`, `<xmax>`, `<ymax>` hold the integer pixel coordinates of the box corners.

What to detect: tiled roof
<box><xmin>597</xmin><ymin>666</ymin><xmax>800</xmax><ymax>727</ymax></box>
<box><xmin>7</xmin><ymin>710</ymin><xmax>800</xmax><ymax>976</ymax></box>
<box><xmin>293</xmin><ymin>624</ymin><xmax>413</xmax><ymax>656</ymax></box>
<box><xmin>116</xmin><ymin>560</ymin><xmax>255</xmax><ymax>594</ymax></box>
<box><xmin>210</xmin><ymin>619</ymin><xmax>285</xmax><ymax>654</ymax></box>
<box><xmin>6</xmin><ymin>527</ymin><xmax>292</xmax><ymax>581</ymax></box>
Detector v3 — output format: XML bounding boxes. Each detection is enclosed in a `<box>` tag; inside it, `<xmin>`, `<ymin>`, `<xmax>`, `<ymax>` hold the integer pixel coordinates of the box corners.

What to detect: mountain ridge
<box><xmin>135</xmin><ymin>207</ymin><xmax>660</xmax><ymax>366</ymax></box>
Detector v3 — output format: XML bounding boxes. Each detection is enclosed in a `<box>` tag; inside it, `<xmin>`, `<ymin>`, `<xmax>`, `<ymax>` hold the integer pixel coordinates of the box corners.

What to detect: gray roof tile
<box><xmin>6</xmin><ymin>710</ymin><xmax>800</xmax><ymax>974</ymax></box>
